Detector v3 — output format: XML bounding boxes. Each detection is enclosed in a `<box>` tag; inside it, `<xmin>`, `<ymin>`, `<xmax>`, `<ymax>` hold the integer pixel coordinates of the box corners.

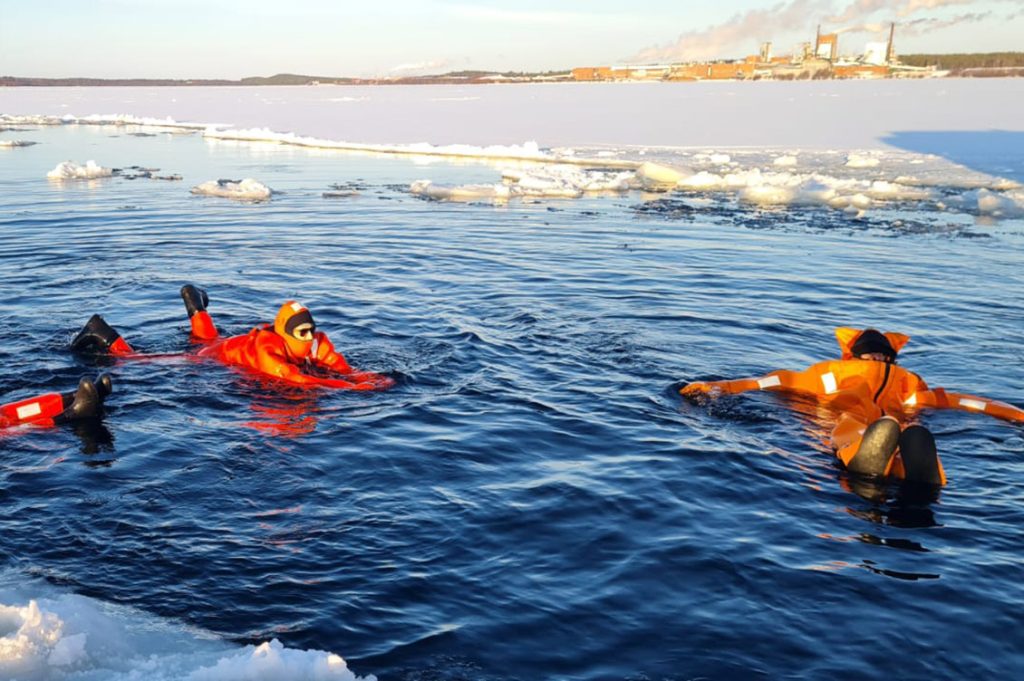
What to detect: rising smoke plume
<box><xmin>628</xmin><ymin>0</ymin><xmax>1020</xmax><ymax>63</ymax></box>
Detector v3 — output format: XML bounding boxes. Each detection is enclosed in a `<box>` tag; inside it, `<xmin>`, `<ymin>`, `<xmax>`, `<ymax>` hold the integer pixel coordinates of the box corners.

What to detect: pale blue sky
<box><xmin>2</xmin><ymin>0</ymin><xmax>1021</xmax><ymax>78</ymax></box>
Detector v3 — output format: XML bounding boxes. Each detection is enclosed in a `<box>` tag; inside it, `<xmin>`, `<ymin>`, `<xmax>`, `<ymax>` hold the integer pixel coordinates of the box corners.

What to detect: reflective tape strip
<box><xmin>757</xmin><ymin>375</ymin><xmax>781</xmax><ymax>389</ymax></box>
<box><xmin>904</xmin><ymin>393</ymin><xmax>918</xmax><ymax>407</ymax></box>
<box><xmin>959</xmin><ymin>398</ymin><xmax>987</xmax><ymax>412</ymax></box>
<box><xmin>16</xmin><ymin>402</ymin><xmax>43</xmax><ymax>420</ymax></box>
<box><xmin>820</xmin><ymin>372</ymin><xmax>837</xmax><ymax>395</ymax></box>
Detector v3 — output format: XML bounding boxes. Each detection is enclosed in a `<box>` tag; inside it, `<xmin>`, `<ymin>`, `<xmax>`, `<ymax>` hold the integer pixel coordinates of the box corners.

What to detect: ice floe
<box><xmin>191</xmin><ymin>178</ymin><xmax>273</xmax><ymax>201</ymax></box>
<box><xmin>412</xmin><ymin>165</ymin><xmax>636</xmax><ymax>202</ymax></box>
<box><xmin>410</xmin><ymin>180</ymin><xmax>511</xmax><ymax>202</ymax></box>
<box><xmin>963</xmin><ymin>188</ymin><xmax>1024</xmax><ymax>218</ymax></box>
<box><xmin>0</xmin><ymin>139</ymin><xmax>37</xmax><ymax>147</ymax></box>
<box><xmin>845</xmin><ymin>153</ymin><xmax>880</xmax><ymax>168</ymax></box>
<box><xmin>46</xmin><ymin>160</ymin><xmax>114</xmax><ymax>180</ymax></box>
<box><xmin>0</xmin><ymin>587</ymin><xmax>374</xmax><ymax>681</ymax></box>
<box><xmin>635</xmin><ymin>162</ymin><xmax>690</xmax><ymax>191</ymax></box>
<box><xmin>406</xmin><ymin>158</ymin><xmax>979</xmax><ymax>219</ymax></box>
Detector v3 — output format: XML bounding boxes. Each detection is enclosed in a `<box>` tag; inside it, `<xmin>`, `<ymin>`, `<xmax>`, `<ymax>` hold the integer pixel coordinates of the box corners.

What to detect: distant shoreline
<box><xmin>3</xmin><ymin>72</ymin><xmax>1023</xmax><ymax>87</ymax></box>
<box><xmin>3</xmin><ymin>54</ymin><xmax>1023</xmax><ymax>87</ymax></box>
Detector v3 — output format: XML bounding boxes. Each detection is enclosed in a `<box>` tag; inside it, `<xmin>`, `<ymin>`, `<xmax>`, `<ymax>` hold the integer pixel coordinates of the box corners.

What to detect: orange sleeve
<box><xmin>311</xmin><ymin>332</ymin><xmax>353</xmax><ymax>374</ymax></box>
<box><xmin>252</xmin><ymin>334</ymin><xmax>389</xmax><ymax>390</ymax></box>
<box><xmin>1</xmin><ymin>391</ymin><xmax>65</xmax><ymax>426</ymax></box>
<box><xmin>680</xmin><ymin>363</ymin><xmax>827</xmax><ymax>397</ymax></box>
<box><xmin>906</xmin><ymin>388</ymin><xmax>1024</xmax><ymax>423</ymax></box>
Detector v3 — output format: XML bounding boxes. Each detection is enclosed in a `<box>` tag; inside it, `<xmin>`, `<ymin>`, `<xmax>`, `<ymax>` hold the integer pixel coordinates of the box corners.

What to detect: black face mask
<box><xmin>284</xmin><ymin>309</ymin><xmax>316</xmax><ymax>339</ymax></box>
<box><xmin>851</xmin><ymin>329</ymin><xmax>895</xmax><ymax>361</ymax></box>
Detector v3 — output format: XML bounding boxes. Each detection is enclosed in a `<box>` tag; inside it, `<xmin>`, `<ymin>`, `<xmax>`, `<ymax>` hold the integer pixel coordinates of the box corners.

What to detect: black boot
<box><xmin>180</xmin><ymin>284</ymin><xmax>209</xmax><ymax>318</ymax></box>
<box><xmin>848</xmin><ymin>416</ymin><xmax>900</xmax><ymax>477</ymax></box>
<box><xmin>55</xmin><ymin>376</ymin><xmax>102</xmax><ymax>422</ymax></box>
<box><xmin>900</xmin><ymin>425</ymin><xmax>942</xmax><ymax>485</ymax></box>
<box><xmin>96</xmin><ymin>373</ymin><xmax>113</xmax><ymax>399</ymax></box>
<box><xmin>71</xmin><ymin>314</ymin><xmax>121</xmax><ymax>352</ymax></box>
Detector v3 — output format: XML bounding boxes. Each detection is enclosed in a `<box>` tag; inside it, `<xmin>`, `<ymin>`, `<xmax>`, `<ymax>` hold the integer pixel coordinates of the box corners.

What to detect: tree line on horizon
<box><xmin>2</xmin><ymin>55</ymin><xmax>1022</xmax><ymax>86</ymax></box>
<box><xmin>899</xmin><ymin>52</ymin><xmax>1024</xmax><ymax>71</ymax></box>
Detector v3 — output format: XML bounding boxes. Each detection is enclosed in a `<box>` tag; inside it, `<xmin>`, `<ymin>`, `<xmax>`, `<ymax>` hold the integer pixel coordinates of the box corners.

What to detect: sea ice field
<box><xmin>1</xmin><ymin>80</ymin><xmax>1023</xmax><ymax>680</ymax></box>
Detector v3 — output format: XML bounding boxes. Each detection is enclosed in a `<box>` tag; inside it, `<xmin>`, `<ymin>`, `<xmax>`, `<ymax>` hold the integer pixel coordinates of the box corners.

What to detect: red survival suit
<box><xmin>1</xmin><ymin>391</ymin><xmax>70</xmax><ymax>428</ymax></box>
<box><xmin>189</xmin><ymin>300</ymin><xmax>393</xmax><ymax>391</ymax></box>
<box><xmin>1</xmin><ymin>375</ymin><xmax>111</xmax><ymax>429</ymax></box>
<box><xmin>680</xmin><ymin>327</ymin><xmax>1024</xmax><ymax>485</ymax></box>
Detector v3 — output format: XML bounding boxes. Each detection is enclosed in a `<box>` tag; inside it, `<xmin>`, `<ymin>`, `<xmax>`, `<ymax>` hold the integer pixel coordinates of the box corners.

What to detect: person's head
<box><xmin>274</xmin><ymin>301</ymin><xmax>316</xmax><ymax>359</ymax></box>
<box><xmin>835</xmin><ymin>326</ymin><xmax>909</xmax><ymax>363</ymax></box>
<box><xmin>850</xmin><ymin>328</ymin><xmax>897</xmax><ymax>363</ymax></box>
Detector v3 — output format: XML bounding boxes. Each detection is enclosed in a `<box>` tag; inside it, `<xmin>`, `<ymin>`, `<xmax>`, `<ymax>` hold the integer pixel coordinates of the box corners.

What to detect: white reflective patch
<box><xmin>290</xmin><ymin>302</ymin><xmax>304</xmax><ymax>312</ymax></box>
<box><xmin>820</xmin><ymin>372</ymin><xmax>837</xmax><ymax>394</ymax></box>
<box><xmin>904</xmin><ymin>393</ymin><xmax>918</xmax><ymax>407</ymax></box>
<box><xmin>757</xmin><ymin>375</ymin><xmax>781</xmax><ymax>389</ymax></box>
<box><xmin>960</xmin><ymin>398</ymin><xmax>987</xmax><ymax>412</ymax></box>
<box><xmin>16</xmin><ymin>402</ymin><xmax>43</xmax><ymax>420</ymax></box>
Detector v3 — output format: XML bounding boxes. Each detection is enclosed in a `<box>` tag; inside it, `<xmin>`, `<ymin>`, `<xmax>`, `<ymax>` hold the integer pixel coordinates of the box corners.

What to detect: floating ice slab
<box><xmin>0</xmin><ymin>580</ymin><xmax>374</xmax><ymax>681</ymax></box>
<box><xmin>412</xmin><ymin>165</ymin><xmax>637</xmax><ymax>202</ymax></box>
<box><xmin>845</xmin><ymin>153</ymin><xmax>880</xmax><ymax>168</ymax></box>
<box><xmin>635</xmin><ymin>162</ymin><xmax>690</xmax><ymax>191</ymax></box>
<box><xmin>410</xmin><ymin>180</ymin><xmax>511</xmax><ymax>201</ymax></box>
<box><xmin>46</xmin><ymin>160</ymin><xmax>113</xmax><ymax>180</ymax></box>
<box><xmin>191</xmin><ymin>178</ymin><xmax>272</xmax><ymax>201</ymax></box>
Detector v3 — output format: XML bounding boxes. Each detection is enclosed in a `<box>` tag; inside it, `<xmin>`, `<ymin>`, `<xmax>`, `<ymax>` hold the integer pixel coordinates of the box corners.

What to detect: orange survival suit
<box><xmin>1</xmin><ymin>375</ymin><xmax>112</xmax><ymax>429</ymax></box>
<box><xmin>680</xmin><ymin>327</ymin><xmax>1024</xmax><ymax>485</ymax></box>
<box><xmin>189</xmin><ymin>298</ymin><xmax>394</xmax><ymax>391</ymax></box>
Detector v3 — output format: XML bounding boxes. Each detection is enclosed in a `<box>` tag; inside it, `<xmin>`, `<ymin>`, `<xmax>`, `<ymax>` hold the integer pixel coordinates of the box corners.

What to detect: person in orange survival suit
<box><xmin>680</xmin><ymin>327</ymin><xmax>1024</xmax><ymax>486</ymax></box>
<box><xmin>1</xmin><ymin>374</ymin><xmax>113</xmax><ymax>430</ymax></box>
<box><xmin>70</xmin><ymin>285</ymin><xmax>394</xmax><ymax>391</ymax></box>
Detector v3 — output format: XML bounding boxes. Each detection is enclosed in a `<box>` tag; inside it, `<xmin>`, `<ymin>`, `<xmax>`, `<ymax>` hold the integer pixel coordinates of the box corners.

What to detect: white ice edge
<box><xmin>8</xmin><ymin>112</ymin><xmax>1023</xmax><ymax>215</ymax></box>
<box><xmin>201</xmin><ymin>126</ymin><xmax>643</xmax><ymax>167</ymax></box>
<box><xmin>1</xmin><ymin>113</ymin><xmax>211</xmax><ymax>131</ymax></box>
<box><xmin>0</xmin><ymin>569</ymin><xmax>374</xmax><ymax>681</ymax></box>
<box><xmin>411</xmin><ymin>161</ymin><xmax>1024</xmax><ymax>217</ymax></box>
<box><xmin>0</xmin><ymin>113</ymin><xmax>638</xmax><ymax>167</ymax></box>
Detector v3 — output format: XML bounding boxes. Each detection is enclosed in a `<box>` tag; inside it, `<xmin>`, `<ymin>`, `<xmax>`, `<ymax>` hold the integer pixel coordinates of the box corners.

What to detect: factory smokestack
<box><xmin>886</xmin><ymin>22</ymin><xmax>896</xmax><ymax>64</ymax></box>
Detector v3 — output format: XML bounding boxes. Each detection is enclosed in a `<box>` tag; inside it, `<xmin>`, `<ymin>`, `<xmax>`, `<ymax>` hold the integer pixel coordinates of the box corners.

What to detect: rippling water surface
<box><xmin>2</xmin><ymin>124</ymin><xmax>1024</xmax><ymax>680</ymax></box>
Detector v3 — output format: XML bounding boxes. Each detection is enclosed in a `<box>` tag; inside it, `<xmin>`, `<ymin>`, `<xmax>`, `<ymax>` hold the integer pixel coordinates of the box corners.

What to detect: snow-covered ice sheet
<box><xmin>0</xmin><ymin>569</ymin><xmax>373</xmax><ymax>681</ymax></box>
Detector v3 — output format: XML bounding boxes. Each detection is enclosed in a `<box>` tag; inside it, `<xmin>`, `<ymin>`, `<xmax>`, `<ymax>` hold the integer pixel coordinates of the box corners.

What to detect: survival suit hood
<box><xmin>835</xmin><ymin>327</ymin><xmax>909</xmax><ymax>362</ymax></box>
<box><xmin>274</xmin><ymin>301</ymin><xmax>316</xmax><ymax>359</ymax></box>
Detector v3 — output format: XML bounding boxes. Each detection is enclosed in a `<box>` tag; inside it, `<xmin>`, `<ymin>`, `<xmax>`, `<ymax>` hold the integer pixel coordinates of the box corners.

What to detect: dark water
<box><xmin>2</xmin><ymin>126</ymin><xmax>1024</xmax><ymax>680</ymax></box>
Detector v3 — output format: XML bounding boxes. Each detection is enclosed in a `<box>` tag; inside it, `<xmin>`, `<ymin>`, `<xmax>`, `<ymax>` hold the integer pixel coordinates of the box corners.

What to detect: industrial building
<box><xmin>572</xmin><ymin>23</ymin><xmax>938</xmax><ymax>82</ymax></box>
